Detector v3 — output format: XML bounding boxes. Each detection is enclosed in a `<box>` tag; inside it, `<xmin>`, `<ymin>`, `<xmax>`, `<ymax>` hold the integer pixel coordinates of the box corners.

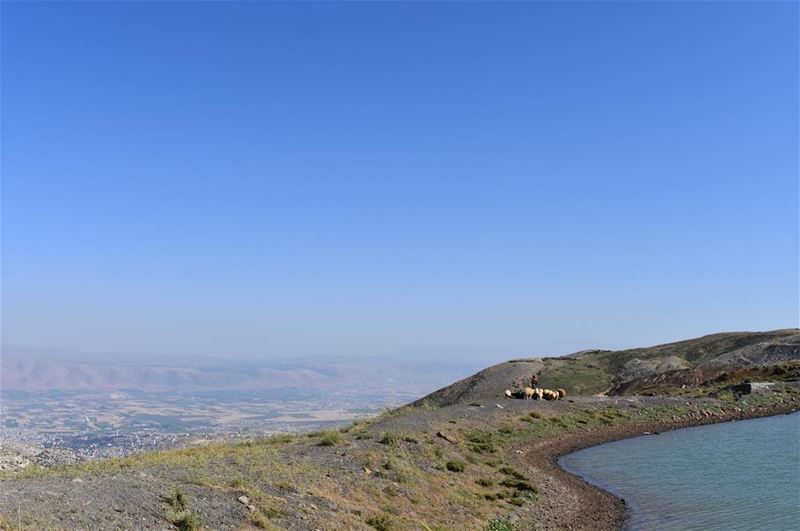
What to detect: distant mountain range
<box><xmin>0</xmin><ymin>348</ymin><xmax>482</xmax><ymax>395</ymax></box>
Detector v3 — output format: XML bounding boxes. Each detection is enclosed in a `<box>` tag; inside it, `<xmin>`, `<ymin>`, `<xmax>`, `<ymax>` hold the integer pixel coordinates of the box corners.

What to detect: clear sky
<box><xmin>2</xmin><ymin>1</ymin><xmax>798</xmax><ymax>362</ymax></box>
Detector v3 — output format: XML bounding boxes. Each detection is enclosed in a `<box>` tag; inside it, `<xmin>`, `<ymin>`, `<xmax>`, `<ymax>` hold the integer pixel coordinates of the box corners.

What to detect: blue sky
<box><xmin>2</xmin><ymin>1</ymin><xmax>797</xmax><ymax>361</ymax></box>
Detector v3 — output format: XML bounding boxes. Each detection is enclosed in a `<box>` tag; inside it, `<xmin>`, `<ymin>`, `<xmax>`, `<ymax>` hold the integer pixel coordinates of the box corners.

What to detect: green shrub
<box><xmin>249</xmin><ymin>508</ymin><xmax>274</xmax><ymax>529</ymax></box>
<box><xmin>475</xmin><ymin>477</ymin><xmax>494</xmax><ymax>487</ymax></box>
<box><xmin>498</xmin><ymin>466</ymin><xmax>526</xmax><ymax>479</ymax></box>
<box><xmin>446</xmin><ymin>460</ymin><xmax>465</xmax><ymax>472</ymax></box>
<box><xmin>467</xmin><ymin>431</ymin><xmax>497</xmax><ymax>454</ymax></box>
<box><xmin>485</xmin><ymin>518</ymin><xmax>514</xmax><ymax>531</ymax></box>
<box><xmin>521</xmin><ymin>490</ymin><xmax>539</xmax><ymax>503</ymax></box>
<box><xmin>277</xmin><ymin>481</ymin><xmax>297</xmax><ymax>492</ymax></box>
<box><xmin>319</xmin><ymin>429</ymin><xmax>343</xmax><ymax>446</ymax></box>
<box><xmin>164</xmin><ymin>486</ymin><xmax>200</xmax><ymax>531</ymax></box>
<box><xmin>500</xmin><ymin>478</ymin><xmax>534</xmax><ymax>491</ymax></box>
<box><xmin>366</xmin><ymin>513</ymin><xmax>394</xmax><ymax>531</ymax></box>
<box><xmin>378</xmin><ymin>432</ymin><xmax>398</xmax><ymax>446</ymax></box>
<box><xmin>170</xmin><ymin>511</ymin><xmax>201</xmax><ymax>531</ymax></box>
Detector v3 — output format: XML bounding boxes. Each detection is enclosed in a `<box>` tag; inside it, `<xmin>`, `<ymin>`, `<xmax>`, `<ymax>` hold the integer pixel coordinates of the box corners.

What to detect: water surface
<box><xmin>559</xmin><ymin>412</ymin><xmax>800</xmax><ymax>531</ymax></box>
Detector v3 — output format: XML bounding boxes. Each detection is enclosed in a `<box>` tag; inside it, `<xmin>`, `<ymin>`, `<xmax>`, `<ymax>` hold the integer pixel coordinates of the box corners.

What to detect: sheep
<box><xmin>504</xmin><ymin>387</ymin><xmax>563</xmax><ymax>400</ymax></box>
<box><xmin>542</xmin><ymin>389</ymin><xmax>559</xmax><ymax>400</ymax></box>
<box><xmin>523</xmin><ymin>387</ymin><xmax>536</xmax><ymax>400</ymax></box>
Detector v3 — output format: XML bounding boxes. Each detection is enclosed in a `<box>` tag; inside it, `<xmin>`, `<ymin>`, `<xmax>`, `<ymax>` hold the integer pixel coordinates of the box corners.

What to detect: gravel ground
<box><xmin>1</xmin><ymin>393</ymin><xmax>797</xmax><ymax>531</ymax></box>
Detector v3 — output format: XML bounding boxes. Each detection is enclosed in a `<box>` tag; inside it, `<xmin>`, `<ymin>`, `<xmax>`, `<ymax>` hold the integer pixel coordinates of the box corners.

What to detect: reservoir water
<box><xmin>558</xmin><ymin>412</ymin><xmax>800</xmax><ymax>531</ymax></box>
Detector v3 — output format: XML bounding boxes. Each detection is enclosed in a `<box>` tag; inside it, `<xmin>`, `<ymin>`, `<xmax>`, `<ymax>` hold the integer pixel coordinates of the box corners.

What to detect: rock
<box><xmin>238</xmin><ymin>495</ymin><xmax>250</xmax><ymax>505</ymax></box>
<box><xmin>247</xmin><ymin>504</ymin><xmax>256</xmax><ymax>512</ymax></box>
<box><xmin>363</xmin><ymin>467</ymin><xmax>372</xmax><ymax>475</ymax></box>
<box><xmin>436</xmin><ymin>431</ymin><xmax>458</xmax><ymax>444</ymax></box>
<box><xmin>496</xmin><ymin>404</ymin><xmax>505</xmax><ymax>409</ymax></box>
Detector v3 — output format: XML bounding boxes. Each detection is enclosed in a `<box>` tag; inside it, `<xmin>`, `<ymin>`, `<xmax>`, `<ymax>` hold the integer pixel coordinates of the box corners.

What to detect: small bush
<box><xmin>319</xmin><ymin>430</ymin><xmax>343</xmax><ymax>446</ymax></box>
<box><xmin>249</xmin><ymin>509</ymin><xmax>272</xmax><ymax>529</ymax></box>
<box><xmin>498</xmin><ymin>466</ymin><xmax>526</xmax><ymax>479</ymax></box>
<box><xmin>446</xmin><ymin>461</ymin><xmax>465</xmax><ymax>472</ymax></box>
<box><xmin>366</xmin><ymin>513</ymin><xmax>394</xmax><ymax>531</ymax></box>
<box><xmin>384</xmin><ymin>505</ymin><xmax>400</xmax><ymax>516</ymax></box>
<box><xmin>163</xmin><ymin>486</ymin><xmax>200</xmax><ymax>531</ymax></box>
<box><xmin>170</xmin><ymin>512</ymin><xmax>201</xmax><ymax>531</ymax></box>
<box><xmin>378</xmin><ymin>432</ymin><xmax>398</xmax><ymax>446</ymax></box>
<box><xmin>521</xmin><ymin>490</ymin><xmax>539</xmax><ymax>503</ymax></box>
<box><xmin>467</xmin><ymin>431</ymin><xmax>497</xmax><ymax>454</ymax></box>
<box><xmin>485</xmin><ymin>518</ymin><xmax>514</xmax><ymax>531</ymax></box>
<box><xmin>475</xmin><ymin>477</ymin><xmax>494</xmax><ymax>487</ymax></box>
<box><xmin>277</xmin><ymin>481</ymin><xmax>297</xmax><ymax>492</ymax></box>
<box><xmin>500</xmin><ymin>478</ymin><xmax>534</xmax><ymax>491</ymax></box>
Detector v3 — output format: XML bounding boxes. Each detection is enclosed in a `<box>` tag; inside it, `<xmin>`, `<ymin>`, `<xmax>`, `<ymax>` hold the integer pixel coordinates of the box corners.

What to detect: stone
<box><xmin>237</xmin><ymin>495</ymin><xmax>250</xmax><ymax>505</ymax></box>
<box><xmin>436</xmin><ymin>431</ymin><xmax>458</xmax><ymax>444</ymax></box>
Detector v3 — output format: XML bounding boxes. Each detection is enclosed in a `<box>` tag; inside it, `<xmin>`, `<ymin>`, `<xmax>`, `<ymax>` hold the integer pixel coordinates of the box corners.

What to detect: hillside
<box><xmin>1</xmin><ymin>330</ymin><xmax>799</xmax><ymax>531</ymax></box>
<box><xmin>414</xmin><ymin>329</ymin><xmax>800</xmax><ymax>407</ymax></box>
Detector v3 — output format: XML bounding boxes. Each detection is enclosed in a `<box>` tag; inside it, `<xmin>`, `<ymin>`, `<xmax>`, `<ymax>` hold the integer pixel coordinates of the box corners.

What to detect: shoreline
<box><xmin>517</xmin><ymin>399</ymin><xmax>800</xmax><ymax>530</ymax></box>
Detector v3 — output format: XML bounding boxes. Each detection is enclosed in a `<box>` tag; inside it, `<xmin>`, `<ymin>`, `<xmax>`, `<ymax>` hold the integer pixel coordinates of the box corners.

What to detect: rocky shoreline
<box><xmin>517</xmin><ymin>399</ymin><xmax>800</xmax><ymax>530</ymax></box>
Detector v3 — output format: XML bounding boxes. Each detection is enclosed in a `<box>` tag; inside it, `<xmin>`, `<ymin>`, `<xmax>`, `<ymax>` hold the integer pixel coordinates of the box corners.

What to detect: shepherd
<box><xmin>530</xmin><ymin>373</ymin><xmax>539</xmax><ymax>388</ymax></box>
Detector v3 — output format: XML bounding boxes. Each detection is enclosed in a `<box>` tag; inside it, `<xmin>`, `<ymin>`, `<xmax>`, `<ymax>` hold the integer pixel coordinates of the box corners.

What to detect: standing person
<box><xmin>531</xmin><ymin>373</ymin><xmax>539</xmax><ymax>388</ymax></box>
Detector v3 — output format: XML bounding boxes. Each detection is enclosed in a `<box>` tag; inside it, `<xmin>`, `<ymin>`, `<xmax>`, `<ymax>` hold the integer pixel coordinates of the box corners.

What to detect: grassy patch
<box><xmin>499</xmin><ymin>478</ymin><xmax>534</xmax><ymax>492</ymax></box>
<box><xmin>378</xmin><ymin>432</ymin><xmax>398</xmax><ymax>446</ymax></box>
<box><xmin>485</xmin><ymin>518</ymin><xmax>515</xmax><ymax>531</ymax></box>
<box><xmin>498</xmin><ymin>466</ymin><xmax>525</xmax><ymax>479</ymax></box>
<box><xmin>318</xmin><ymin>429</ymin><xmax>343</xmax><ymax>446</ymax></box>
<box><xmin>163</xmin><ymin>485</ymin><xmax>200</xmax><ymax>531</ymax></box>
<box><xmin>446</xmin><ymin>460</ymin><xmax>465</xmax><ymax>472</ymax></box>
<box><xmin>466</xmin><ymin>431</ymin><xmax>498</xmax><ymax>454</ymax></box>
<box><xmin>366</xmin><ymin>513</ymin><xmax>394</xmax><ymax>530</ymax></box>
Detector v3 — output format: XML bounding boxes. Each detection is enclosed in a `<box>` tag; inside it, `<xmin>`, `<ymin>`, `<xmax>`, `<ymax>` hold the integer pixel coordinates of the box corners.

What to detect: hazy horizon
<box><xmin>2</xmin><ymin>2</ymin><xmax>798</xmax><ymax>362</ymax></box>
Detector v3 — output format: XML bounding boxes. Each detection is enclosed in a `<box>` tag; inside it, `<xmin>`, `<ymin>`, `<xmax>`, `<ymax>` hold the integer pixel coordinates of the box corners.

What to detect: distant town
<box><xmin>0</xmin><ymin>350</ymin><xmax>483</xmax><ymax>470</ymax></box>
<box><xmin>0</xmin><ymin>388</ymin><xmax>413</xmax><ymax>466</ymax></box>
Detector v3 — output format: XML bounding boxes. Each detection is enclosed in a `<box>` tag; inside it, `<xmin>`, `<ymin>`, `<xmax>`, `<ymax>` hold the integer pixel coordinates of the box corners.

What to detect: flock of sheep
<box><xmin>504</xmin><ymin>387</ymin><xmax>566</xmax><ymax>400</ymax></box>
